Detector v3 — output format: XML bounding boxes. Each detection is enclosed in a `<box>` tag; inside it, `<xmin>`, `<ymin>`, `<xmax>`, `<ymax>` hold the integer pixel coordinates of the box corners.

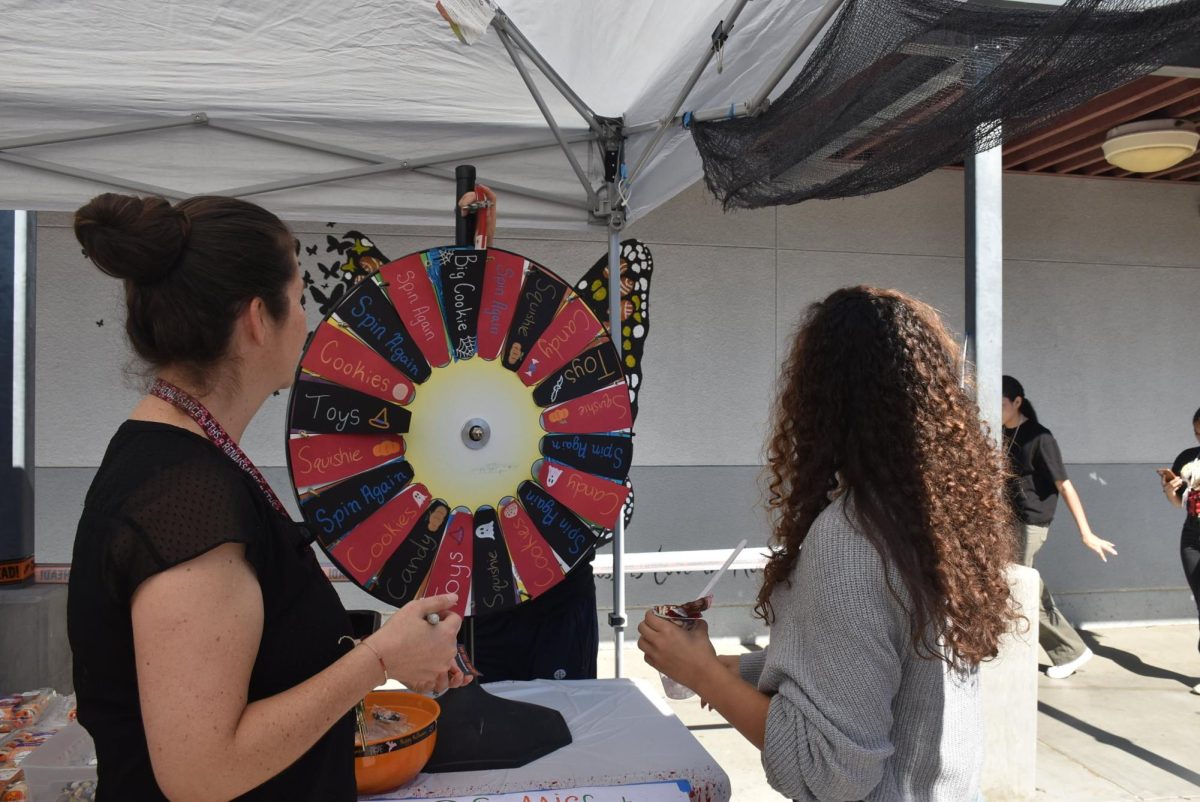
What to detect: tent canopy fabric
<box><xmin>1</xmin><ymin>0</ymin><xmax>834</xmax><ymax>228</ymax></box>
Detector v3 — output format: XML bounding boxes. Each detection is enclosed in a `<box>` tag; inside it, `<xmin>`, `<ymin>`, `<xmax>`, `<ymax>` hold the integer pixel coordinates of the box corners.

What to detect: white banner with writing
<box><xmin>380</xmin><ymin>779</ymin><xmax>691</xmax><ymax>802</ymax></box>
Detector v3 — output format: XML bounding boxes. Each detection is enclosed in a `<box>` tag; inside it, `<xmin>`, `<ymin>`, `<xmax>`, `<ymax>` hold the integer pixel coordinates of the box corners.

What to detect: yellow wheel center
<box><xmin>402</xmin><ymin>356</ymin><xmax>543</xmax><ymax>511</ymax></box>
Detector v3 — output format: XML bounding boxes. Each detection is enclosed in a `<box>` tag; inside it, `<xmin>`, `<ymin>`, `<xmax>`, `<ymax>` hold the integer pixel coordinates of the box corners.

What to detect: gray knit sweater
<box><xmin>739</xmin><ymin>497</ymin><xmax>982</xmax><ymax>801</ymax></box>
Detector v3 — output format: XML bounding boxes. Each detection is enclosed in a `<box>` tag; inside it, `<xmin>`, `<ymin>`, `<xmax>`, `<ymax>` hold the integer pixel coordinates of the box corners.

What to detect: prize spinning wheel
<box><xmin>286</xmin><ymin>245</ymin><xmax>646</xmax><ymax>618</ymax></box>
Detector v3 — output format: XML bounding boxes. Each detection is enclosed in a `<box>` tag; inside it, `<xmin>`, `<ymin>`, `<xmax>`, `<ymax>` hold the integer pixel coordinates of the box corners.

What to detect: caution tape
<box><xmin>0</xmin><ymin>557</ymin><xmax>34</xmax><ymax>585</ymax></box>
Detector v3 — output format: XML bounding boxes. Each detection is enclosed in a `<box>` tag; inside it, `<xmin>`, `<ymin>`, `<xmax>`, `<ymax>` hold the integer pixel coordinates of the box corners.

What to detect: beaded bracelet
<box><xmin>339</xmin><ymin>635</ymin><xmax>389</xmax><ymax>684</ymax></box>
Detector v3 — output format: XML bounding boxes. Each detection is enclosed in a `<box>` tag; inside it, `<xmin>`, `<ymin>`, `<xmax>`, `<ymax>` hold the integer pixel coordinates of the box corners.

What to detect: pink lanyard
<box><xmin>150</xmin><ymin>378</ymin><xmax>290</xmax><ymax>519</ymax></box>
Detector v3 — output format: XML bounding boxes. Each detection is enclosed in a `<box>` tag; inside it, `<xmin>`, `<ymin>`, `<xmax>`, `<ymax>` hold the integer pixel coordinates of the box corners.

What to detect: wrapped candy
<box><xmin>0</xmin><ymin>691</ymin><xmax>54</xmax><ymax>733</ymax></box>
<box><xmin>0</xmin><ymin>768</ymin><xmax>24</xmax><ymax>801</ymax></box>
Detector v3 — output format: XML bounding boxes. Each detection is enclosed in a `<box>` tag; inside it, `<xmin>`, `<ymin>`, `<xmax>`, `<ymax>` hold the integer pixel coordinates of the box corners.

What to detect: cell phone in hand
<box><xmin>1156</xmin><ymin>468</ymin><xmax>1176</xmax><ymax>480</ymax></box>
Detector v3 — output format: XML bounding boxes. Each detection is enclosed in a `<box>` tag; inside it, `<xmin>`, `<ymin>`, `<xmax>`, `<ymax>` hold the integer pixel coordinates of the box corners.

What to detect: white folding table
<box><xmin>364</xmin><ymin>678</ymin><xmax>731</xmax><ymax>802</ymax></box>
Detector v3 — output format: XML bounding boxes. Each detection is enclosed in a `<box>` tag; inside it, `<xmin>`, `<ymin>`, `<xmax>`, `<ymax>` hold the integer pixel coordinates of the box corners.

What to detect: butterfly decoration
<box><xmin>300</xmin><ymin>229</ymin><xmax>390</xmax><ymax>316</ymax></box>
<box><xmin>573</xmin><ymin>240</ymin><xmax>653</xmax><ymax>422</ymax></box>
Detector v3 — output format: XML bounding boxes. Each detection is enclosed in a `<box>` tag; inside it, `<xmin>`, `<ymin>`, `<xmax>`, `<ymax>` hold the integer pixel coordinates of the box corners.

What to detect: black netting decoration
<box><xmin>692</xmin><ymin>0</ymin><xmax>1200</xmax><ymax>208</ymax></box>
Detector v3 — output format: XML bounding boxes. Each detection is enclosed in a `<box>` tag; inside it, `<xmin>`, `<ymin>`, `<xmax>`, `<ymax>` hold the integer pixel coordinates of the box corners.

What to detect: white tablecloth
<box><xmin>365</xmin><ymin>678</ymin><xmax>731</xmax><ymax>802</ymax></box>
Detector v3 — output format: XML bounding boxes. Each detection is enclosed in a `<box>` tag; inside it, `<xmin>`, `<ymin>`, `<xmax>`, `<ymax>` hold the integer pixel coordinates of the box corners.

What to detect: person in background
<box><xmin>639</xmin><ymin>286</ymin><xmax>1017</xmax><ymax>801</ymax></box>
<box><xmin>1156</xmin><ymin>406</ymin><xmax>1200</xmax><ymax>694</ymax></box>
<box><xmin>456</xmin><ymin>184</ymin><xmax>602</xmax><ymax>684</ymax></box>
<box><xmin>1002</xmin><ymin>375</ymin><xmax>1118</xmax><ymax>680</ymax></box>
<box><xmin>68</xmin><ymin>193</ymin><xmax>468</xmax><ymax>802</ymax></box>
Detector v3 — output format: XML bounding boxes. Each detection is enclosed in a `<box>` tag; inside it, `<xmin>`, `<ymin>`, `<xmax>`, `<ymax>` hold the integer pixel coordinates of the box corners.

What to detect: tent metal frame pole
<box><xmin>0</xmin><ymin>152</ymin><xmax>185</xmax><ymax>199</ymax></box>
<box><xmin>0</xmin><ymin>114</ymin><xmax>203</xmax><ymax>151</ymax></box>
<box><xmin>215</xmin><ymin>130</ymin><xmax>594</xmax><ymax>209</ymax></box>
<box><xmin>627</xmin><ymin>0</ymin><xmax>753</xmax><ymax>186</ymax></box>
<box><xmin>0</xmin><ymin>111</ymin><xmax>595</xmax><ymax>213</ymax></box>
<box><xmin>494</xmin><ymin>28</ymin><xmax>600</xmax><ymax>210</ymax></box>
<box><xmin>414</xmin><ymin>166</ymin><xmax>589</xmax><ymax>211</ymax></box>
<box><xmin>745</xmin><ymin>0</ymin><xmax>848</xmax><ymax>115</ymax></box>
<box><xmin>492</xmin><ymin>10</ymin><xmax>605</xmax><ymax>138</ymax></box>
<box><xmin>686</xmin><ymin>102</ymin><xmax>755</xmax><ymax>125</ymax></box>
<box><xmin>607</xmin><ymin>222</ymin><xmax>626</xmax><ymax>678</ymax></box>
<box><xmin>208</xmin><ymin>119</ymin><xmax>597</xmax><ymax>170</ymax></box>
<box><xmin>965</xmin><ymin>126</ymin><xmax>1003</xmax><ymax>443</ymax></box>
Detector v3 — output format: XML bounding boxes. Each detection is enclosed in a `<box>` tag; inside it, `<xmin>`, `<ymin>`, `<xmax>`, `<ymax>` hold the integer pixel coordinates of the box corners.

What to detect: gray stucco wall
<box><xmin>30</xmin><ymin>168</ymin><xmax>1200</xmax><ymax>634</ymax></box>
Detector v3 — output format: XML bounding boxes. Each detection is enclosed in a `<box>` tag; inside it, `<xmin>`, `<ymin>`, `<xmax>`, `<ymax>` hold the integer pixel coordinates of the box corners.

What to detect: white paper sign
<box><xmin>381</xmin><ymin>779</ymin><xmax>691</xmax><ymax>802</ymax></box>
<box><xmin>435</xmin><ymin>0</ymin><xmax>497</xmax><ymax>45</ymax></box>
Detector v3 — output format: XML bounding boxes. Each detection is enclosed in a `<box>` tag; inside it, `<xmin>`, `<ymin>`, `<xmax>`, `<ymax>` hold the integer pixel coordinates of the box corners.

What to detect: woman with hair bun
<box><xmin>1001</xmin><ymin>375</ymin><xmax>1117</xmax><ymax>681</ymax></box>
<box><xmin>68</xmin><ymin>193</ymin><xmax>469</xmax><ymax>801</ymax></box>
<box><xmin>639</xmin><ymin>286</ymin><xmax>1017</xmax><ymax>801</ymax></box>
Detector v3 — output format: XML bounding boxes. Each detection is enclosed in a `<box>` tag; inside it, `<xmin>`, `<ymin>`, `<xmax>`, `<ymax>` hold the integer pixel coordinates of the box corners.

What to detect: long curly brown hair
<box><xmin>755</xmin><ymin>286</ymin><xmax>1017</xmax><ymax>668</ymax></box>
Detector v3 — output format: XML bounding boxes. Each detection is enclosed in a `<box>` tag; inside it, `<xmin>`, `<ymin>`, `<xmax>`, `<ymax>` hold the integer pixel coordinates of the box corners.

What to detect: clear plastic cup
<box><xmin>652</xmin><ymin>607</ymin><xmax>700</xmax><ymax>700</ymax></box>
<box><xmin>659</xmin><ymin>670</ymin><xmax>696</xmax><ymax>700</ymax></box>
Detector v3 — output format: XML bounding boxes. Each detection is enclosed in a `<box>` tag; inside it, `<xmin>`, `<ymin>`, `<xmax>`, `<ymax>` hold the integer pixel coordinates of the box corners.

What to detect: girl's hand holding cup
<box><xmin>637</xmin><ymin>608</ymin><xmax>718</xmax><ymax>699</ymax></box>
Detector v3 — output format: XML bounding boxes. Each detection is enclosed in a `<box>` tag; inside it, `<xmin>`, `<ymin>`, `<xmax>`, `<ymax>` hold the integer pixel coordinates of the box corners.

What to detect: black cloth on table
<box><xmin>67</xmin><ymin>420</ymin><xmax>355</xmax><ymax>802</ymax></box>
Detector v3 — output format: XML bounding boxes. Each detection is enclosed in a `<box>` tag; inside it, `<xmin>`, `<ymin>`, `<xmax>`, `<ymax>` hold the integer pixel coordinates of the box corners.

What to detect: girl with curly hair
<box><xmin>639</xmin><ymin>286</ymin><xmax>1018</xmax><ymax>801</ymax></box>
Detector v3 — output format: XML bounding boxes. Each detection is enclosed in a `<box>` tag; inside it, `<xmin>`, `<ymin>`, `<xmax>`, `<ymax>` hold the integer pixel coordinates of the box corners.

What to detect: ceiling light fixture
<box><xmin>1102</xmin><ymin>119</ymin><xmax>1199</xmax><ymax>173</ymax></box>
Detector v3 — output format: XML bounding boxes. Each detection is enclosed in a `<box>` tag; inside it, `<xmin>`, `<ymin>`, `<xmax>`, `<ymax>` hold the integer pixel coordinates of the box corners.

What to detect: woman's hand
<box><xmin>640</xmin><ymin>617</ymin><xmax>771</xmax><ymax>750</ymax></box>
<box><xmin>636</xmin><ymin>611</ymin><xmax>721</xmax><ymax>693</ymax></box>
<box><xmin>368</xmin><ymin>594</ymin><xmax>464</xmax><ymax>694</ymax></box>
<box><xmin>1058</xmin><ymin>480</ymin><xmax>1117</xmax><ymax>562</ymax></box>
<box><xmin>1162</xmin><ymin>471</ymin><xmax>1185</xmax><ymax>504</ymax></box>
<box><xmin>458</xmin><ymin>184</ymin><xmax>497</xmax><ymax>247</ymax></box>
<box><xmin>1080</xmin><ymin>530</ymin><xmax>1118</xmax><ymax>562</ymax></box>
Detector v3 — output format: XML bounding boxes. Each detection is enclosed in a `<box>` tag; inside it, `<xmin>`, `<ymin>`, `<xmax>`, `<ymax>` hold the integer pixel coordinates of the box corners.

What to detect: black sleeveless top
<box><xmin>67</xmin><ymin>421</ymin><xmax>356</xmax><ymax>801</ymax></box>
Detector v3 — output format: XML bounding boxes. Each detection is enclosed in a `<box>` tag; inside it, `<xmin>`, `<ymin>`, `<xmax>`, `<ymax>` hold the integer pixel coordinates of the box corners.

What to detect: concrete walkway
<box><xmin>598</xmin><ymin>622</ymin><xmax>1200</xmax><ymax>802</ymax></box>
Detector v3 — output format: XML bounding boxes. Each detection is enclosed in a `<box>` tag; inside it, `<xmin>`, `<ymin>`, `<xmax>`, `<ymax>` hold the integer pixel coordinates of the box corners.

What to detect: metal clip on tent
<box><xmin>461</xmin><ymin>199</ymin><xmax>494</xmax><ymax>213</ymax></box>
<box><xmin>712</xmin><ymin>19</ymin><xmax>729</xmax><ymax>73</ymax></box>
<box><xmin>626</xmin><ymin>0</ymin><xmax>753</xmax><ymax>187</ymax></box>
<box><xmin>744</xmin><ymin>0</ymin><xmax>849</xmax><ymax>117</ymax></box>
<box><xmin>655</xmin><ymin>0</ymin><xmax>852</xmax><ymax>131</ymax></box>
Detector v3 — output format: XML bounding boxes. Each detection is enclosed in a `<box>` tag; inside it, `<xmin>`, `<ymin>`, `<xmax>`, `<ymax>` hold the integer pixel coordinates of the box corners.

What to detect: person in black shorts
<box><xmin>454</xmin><ymin>191</ymin><xmax>601</xmax><ymax>684</ymax></box>
<box><xmin>1002</xmin><ymin>376</ymin><xmax>1118</xmax><ymax>679</ymax></box>
<box><xmin>1156</xmin><ymin>406</ymin><xmax>1200</xmax><ymax>695</ymax></box>
<box><xmin>466</xmin><ymin>561</ymin><xmax>599</xmax><ymax>682</ymax></box>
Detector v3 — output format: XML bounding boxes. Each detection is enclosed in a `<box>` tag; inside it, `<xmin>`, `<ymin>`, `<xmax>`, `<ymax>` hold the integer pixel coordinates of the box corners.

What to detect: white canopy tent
<box><xmin>0</xmin><ymin>0</ymin><xmax>843</xmax><ymax>229</ymax></box>
<box><xmin>2</xmin><ymin>0</ymin><xmax>853</xmax><ymax>671</ymax></box>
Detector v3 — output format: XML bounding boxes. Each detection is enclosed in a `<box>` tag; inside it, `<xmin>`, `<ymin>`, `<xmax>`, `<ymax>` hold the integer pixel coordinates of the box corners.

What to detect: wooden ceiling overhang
<box><xmin>1000</xmin><ymin>72</ymin><xmax>1200</xmax><ymax>184</ymax></box>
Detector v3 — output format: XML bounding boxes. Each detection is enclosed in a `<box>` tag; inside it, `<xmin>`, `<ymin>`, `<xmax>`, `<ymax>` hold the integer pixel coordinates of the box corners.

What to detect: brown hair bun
<box><xmin>74</xmin><ymin>193</ymin><xmax>188</xmax><ymax>286</ymax></box>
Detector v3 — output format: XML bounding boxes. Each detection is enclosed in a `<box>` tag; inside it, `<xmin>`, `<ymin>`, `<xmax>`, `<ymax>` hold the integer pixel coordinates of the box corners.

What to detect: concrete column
<box><xmin>965</xmin><ymin>138</ymin><xmax>1003</xmax><ymax>443</ymax></box>
<box><xmin>0</xmin><ymin>210</ymin><xmax>35</xmax><ymax>586</ymax></box>
<box><xmin>0</xmin><ymin>212</ymin><xmax>69</xmax><ymax>694</ymax></box>
<box><xmin>980</xmin><ymin>563</ymin><xmax>1040</xmax><ymax>800</ymax></box>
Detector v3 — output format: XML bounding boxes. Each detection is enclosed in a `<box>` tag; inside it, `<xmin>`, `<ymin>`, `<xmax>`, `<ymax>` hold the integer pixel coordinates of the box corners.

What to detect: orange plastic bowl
<box><xmin>353</xmin><ymin>690</ymin><xmax>440</xmax><ymax>795</ymax></box>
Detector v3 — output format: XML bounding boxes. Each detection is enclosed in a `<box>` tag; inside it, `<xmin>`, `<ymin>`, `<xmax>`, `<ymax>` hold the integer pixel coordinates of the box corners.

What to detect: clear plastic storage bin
<box><xmin>20</xmin><ymin>722</ymin><xmax>97</xmax><ymax>801</ymax></box>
